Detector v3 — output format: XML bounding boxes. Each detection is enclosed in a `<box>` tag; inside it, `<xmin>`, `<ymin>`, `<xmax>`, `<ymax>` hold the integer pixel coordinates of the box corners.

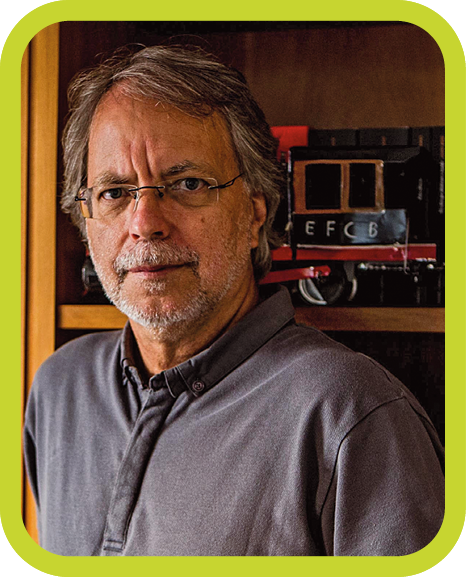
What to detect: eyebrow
<box><xmin>159</xmin><ymin>160</ymin><xmax>217</xmax><ymax>179</ymax></box>
<box><xmin>90</xmin><ymin>172</ymin><xmax>132</xmax><ymax>189</ymax></box>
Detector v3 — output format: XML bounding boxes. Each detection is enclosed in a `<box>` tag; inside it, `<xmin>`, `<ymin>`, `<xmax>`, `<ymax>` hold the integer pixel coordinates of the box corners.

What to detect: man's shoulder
<box><xmin>266</xmin><ymin>320</ymin><xmax>410</xmax><ymax>413</ymax></box>
<box><xmin>262</xmin><ymin>320</ymin><xmax>437</xmax><ymax>449</ymax></box>
<box><xmin>33</xmin><ymin>330</ymin><xmax>123</xmax><ymax>385</ymax></box>
<box><xmin>45</xmin><ymin>328</ymin><xmax>122</xmax><ymax>359</ymax></box>
<box><xmin>271</xmin><ymin>320</ymin><xmax>394</xmax><ymax>378</ymax></box>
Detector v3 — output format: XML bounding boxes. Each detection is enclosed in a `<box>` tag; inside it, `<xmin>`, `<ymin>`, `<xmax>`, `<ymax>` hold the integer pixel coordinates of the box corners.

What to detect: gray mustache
<box><xmin>113</xmin><ymin>242</ymin><xmax>199</xmax><ymax>275</ymax></box>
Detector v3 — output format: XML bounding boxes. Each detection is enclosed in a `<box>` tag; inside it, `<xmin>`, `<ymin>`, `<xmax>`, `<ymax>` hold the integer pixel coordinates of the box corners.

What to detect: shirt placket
<box><xmin>101</xmin><ymin>377</ymin><xmax>176</xmax><ymax>556</ymax></box>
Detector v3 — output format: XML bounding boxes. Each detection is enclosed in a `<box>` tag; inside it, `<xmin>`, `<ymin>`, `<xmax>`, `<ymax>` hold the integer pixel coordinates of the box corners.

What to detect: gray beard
<box><xmin>88</xmin><ymin>239</ymin><xmax>244</xmax><ymax>341</ymax></box>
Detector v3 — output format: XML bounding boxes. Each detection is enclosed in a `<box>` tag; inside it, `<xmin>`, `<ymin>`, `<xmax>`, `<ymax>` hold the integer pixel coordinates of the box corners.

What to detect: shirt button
<box><xmin>192</xmin><ymin>380</ymin><xmax>205</xmax><ymax>393</ymax></box>
<box><xmin>149</xmin><ymin>375</ymin><xmax>164</xmax><ymax>391</ymax></box>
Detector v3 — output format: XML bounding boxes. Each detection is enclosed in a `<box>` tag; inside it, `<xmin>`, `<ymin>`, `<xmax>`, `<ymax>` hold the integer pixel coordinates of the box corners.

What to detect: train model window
<box><xmin>305</xmin><ymin>163</ymin><xmax>341</xmax><ymax>209</ymax></box>
<box><xmin>349</xmin><ymin>163</ymin><xmax>376</xmax><ymax>208</ymax></box>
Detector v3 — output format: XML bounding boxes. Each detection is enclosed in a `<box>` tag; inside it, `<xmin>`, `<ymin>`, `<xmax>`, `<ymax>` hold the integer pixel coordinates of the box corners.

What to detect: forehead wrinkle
<box><xmin>90</xmin><ymin>171</ymin><xmax>132</xmax><ymax>188</ymax></box>
<box><xmin>117</xmin><ymin>134</ymin><xmax>164</xmax><ymax>186</ymax></box>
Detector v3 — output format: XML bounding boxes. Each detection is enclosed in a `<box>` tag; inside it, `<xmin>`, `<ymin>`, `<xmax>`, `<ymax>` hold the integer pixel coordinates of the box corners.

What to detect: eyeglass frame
<box><xmin>74</xmin><ymin>173</ymin><xmax>244</xmax><ymax>220</ymax></box>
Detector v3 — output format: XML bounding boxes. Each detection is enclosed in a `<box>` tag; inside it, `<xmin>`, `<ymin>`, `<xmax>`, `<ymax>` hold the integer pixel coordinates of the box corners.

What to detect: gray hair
<box><xmin>61</xmin><ymin>45</ymin><xmax>284</xmax><ymax>280</ymax></box>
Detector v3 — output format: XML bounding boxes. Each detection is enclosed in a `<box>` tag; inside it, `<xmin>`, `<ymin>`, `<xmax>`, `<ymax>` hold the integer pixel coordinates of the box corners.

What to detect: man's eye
<box><xmin>99</xmin><ymin>188</ymin><xmax>129</xmax><ymax>200</ymax></box>
<box><xmin>176</xmin><ymin>178</ymin><xmax>208</xmax><ymax>192</ymax></box>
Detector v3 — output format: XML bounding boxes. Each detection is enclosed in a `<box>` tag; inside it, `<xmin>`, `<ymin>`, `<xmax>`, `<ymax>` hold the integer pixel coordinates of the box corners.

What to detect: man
<box><xmin>24</xmin><ymin>45</ymin><xmax>444</xmax><ymax>556</ymax></box>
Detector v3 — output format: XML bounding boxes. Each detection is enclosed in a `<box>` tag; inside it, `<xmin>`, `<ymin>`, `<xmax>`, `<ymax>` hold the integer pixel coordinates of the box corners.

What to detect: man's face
<box><xmin>86</xmin><ymin>88</ymin><xmax>266</xmax><ymax>339</ymax></box>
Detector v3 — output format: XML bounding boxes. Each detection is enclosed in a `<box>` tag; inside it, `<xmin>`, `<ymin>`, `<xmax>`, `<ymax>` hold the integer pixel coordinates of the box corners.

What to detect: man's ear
<box><xmin>249</xmin><ymin>191</ymin><xmax>267</xmax><ymax>250</ymax></box>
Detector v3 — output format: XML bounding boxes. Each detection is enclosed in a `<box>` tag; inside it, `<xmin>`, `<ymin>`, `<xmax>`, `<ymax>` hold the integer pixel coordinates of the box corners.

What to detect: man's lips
<box><xmin>127</xmin><ymin>263</ymin><xmax>186</xmax><ymax>274</ymax></box>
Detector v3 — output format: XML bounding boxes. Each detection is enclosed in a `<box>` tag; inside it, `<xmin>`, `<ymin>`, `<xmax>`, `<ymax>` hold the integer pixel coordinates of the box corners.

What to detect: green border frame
<box><xmin>1</xmin><ymin>1</ymin><xmax>464</xmax><ymax>575</ymax></box>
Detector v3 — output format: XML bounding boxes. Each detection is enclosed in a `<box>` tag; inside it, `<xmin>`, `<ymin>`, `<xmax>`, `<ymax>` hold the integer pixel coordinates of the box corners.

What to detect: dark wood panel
<box><xmin>239</xmin><ymin>25</ymin><xmax>444</xmax><ymax>128</ymax></box>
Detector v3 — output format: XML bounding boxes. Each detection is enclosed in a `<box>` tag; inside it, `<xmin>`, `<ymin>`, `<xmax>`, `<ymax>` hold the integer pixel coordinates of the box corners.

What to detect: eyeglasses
<box><xmin>75</xmin><ymin>173</ymin><xmax>243</xmax><ymax>220</ymax></box>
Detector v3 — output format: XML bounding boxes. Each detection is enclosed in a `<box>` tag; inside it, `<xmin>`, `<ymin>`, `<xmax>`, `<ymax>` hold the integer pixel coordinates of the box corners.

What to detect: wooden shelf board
<box><xmin>58</xmin><ymin>305</ymin><xmax>128</xmax><ymax>330</ymax></box>
<box><xmin>295</xmin><ymin>307</ymin><xmax>444</xmax><ymax>333</ymax></box>
<box><xmin>58</xmin><ymin>305</ymin><xmax>445</xmax><ymax>333</ymax></box>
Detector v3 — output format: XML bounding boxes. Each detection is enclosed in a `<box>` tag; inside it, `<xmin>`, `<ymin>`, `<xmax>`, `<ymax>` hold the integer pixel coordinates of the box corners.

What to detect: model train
<box><xmin>260</xmin><ymin>126</ymin><xmax>445</xmax><ymax>306</ymax></box>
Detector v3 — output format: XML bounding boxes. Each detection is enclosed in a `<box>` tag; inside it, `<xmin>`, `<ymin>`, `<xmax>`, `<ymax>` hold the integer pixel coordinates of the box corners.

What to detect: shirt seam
<box><xmin>318</xmin><ymin>393</ymin><xmax>406</xmax><ymax>522</ymax></box>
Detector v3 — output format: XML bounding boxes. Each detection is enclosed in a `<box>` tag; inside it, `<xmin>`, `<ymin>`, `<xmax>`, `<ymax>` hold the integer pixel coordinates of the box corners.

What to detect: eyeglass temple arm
<box><xmin>209</xmin><ymin>173</ymin><xmax>244</xmax><ymax>190</ymax></box>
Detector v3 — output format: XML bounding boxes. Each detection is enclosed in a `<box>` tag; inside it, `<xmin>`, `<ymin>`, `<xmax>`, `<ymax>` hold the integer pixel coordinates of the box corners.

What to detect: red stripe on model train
<box><xmin>271</xmin><ymin>244</ymin><xmax>436</xmax><ymax>262</ymax></box>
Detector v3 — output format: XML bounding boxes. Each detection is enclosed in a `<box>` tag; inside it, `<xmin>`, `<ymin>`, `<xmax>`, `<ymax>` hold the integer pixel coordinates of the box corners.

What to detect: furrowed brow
<box><xmin>91</xmin><ymin>172</ymin><xmax>132</xmax><ymax>188</ymax></box>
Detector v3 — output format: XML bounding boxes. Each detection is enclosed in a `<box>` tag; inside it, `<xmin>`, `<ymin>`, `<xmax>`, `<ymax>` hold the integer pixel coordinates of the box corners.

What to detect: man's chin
<box><xmin>113</xmin><ymin>296</ymin><xmax>180</xmax><ymax>323</ymax></box>
<box><xmin>109</xmin><ymin>290</ymin><xmax>213</xmax><ymax>336</ymax></box>
<box><xmin>114</xmin><ymin>301</ymin><xmax>185</xmax><ymax>335</ymax></box>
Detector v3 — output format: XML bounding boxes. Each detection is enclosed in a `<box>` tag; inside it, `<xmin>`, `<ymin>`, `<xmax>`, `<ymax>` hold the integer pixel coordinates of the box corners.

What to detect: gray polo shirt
<box><xmin>24</xmin><ymin>286</ymin><xmax>444</xmax><ymax>556</ymax></box>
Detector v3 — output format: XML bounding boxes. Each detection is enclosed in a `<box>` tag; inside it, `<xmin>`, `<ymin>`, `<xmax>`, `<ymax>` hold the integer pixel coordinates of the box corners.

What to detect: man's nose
<box><xmin>128</xmin><ymin>189</ymin><xmax>171</xmax><ymax>241</ymax></box>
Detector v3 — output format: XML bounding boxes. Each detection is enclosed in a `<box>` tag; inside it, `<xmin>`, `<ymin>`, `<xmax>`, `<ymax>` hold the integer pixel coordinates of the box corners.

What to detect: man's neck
<box><xmin>129</xmin><ymin>281</ymin><xmax>260</xmax><ymax>376</ymax></box>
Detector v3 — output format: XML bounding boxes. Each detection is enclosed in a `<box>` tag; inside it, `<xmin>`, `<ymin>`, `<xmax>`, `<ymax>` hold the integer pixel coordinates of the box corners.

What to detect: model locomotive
<box><xmin>260</xmin><ymin>126</ymin><xmax>445</xmax><ymax>307</ymax></box>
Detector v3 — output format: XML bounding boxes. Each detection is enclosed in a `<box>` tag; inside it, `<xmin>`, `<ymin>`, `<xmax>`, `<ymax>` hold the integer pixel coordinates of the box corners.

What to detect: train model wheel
<box><xmin>298</xmin><ymin>264</ymin><xmax>357</xmax><ymax>306</ymax></box>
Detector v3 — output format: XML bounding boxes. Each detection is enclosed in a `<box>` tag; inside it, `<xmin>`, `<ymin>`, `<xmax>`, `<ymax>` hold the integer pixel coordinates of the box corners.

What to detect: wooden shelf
<box><xmin>295</xmin><ymin>307</ymin><xmax>444</xmax><ymax>333</ymax></box>
<box><xmin>58</xmin><ymin>305</ymin><xmax>445</xmax><ymax>333</ymax></box>
<box><xmin>58</xmin><ymin>305</ymin><xmax>128</xmax><ymax>330</ymax></box>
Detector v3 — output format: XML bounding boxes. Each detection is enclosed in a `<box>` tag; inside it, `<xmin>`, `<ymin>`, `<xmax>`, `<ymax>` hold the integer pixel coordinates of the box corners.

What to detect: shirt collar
<box><xmin>120</xmin><ymin>285</ymin><xmax>296</xmax><ymax>398</ymax></box>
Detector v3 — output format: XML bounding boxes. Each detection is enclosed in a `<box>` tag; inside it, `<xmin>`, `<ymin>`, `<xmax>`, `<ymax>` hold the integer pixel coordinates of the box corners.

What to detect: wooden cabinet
<box><xmin>22</xmin><ymin>21</ymin><xmax>445</xmax><ymax>540</ymax></box>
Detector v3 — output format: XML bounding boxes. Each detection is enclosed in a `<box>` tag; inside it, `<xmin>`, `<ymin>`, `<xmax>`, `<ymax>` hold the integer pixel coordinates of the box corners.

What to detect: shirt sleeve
<box><xmin>320</xmin><ymin>397</ymin><xmax>445</xmax><ymax>556</ymax></box>
<box><xmin>23</xmin><ymin>388</ymin><xmax>40</xmax><ymax>515</ymax></box>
